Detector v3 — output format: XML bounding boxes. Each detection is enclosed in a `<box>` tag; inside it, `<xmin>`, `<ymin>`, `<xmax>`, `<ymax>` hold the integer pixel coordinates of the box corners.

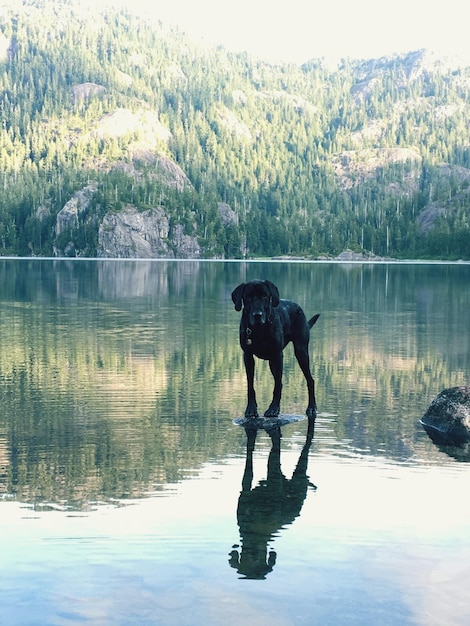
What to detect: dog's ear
<box><xmin>264</xmin><ymin>280</ymin><xmax>280</xmax><ymax>307</ymax></box>
<box><xmin>231</xmin><ymin>283</ymin><xmax>245</xmax><ymax>311</ymax></box>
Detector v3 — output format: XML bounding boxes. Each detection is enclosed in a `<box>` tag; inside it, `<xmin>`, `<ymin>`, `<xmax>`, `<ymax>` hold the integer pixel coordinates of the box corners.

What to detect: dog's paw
<box><xmin>264</xmin><ymin>405</ymin><xmax>280</xmax><ymax>418</ymax></box>
<box><xmin>244</xmin><ymin>406</ymin><xmax>259</xmax><ymax>418</ymax></box>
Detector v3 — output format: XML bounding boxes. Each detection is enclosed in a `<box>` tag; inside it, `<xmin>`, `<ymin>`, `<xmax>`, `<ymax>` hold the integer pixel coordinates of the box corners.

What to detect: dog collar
<box><xmin>245</xmin><ymin>327</ymin><xmax>252</xmax><ymax>345</ymax></box>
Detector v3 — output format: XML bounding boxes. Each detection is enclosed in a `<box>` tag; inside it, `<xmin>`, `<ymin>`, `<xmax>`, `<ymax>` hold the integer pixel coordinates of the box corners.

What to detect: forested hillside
<box><xmin>0</xmin><ymin>0</ymin><xmax>469</xmax><ymax>258</ymax></box>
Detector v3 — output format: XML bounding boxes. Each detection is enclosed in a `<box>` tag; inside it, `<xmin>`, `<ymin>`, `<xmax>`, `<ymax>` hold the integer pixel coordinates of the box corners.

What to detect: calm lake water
<box><xmin>0</xmin><ymin>259</ymin><xmax>469</xmax><ymax>626</ymax></box>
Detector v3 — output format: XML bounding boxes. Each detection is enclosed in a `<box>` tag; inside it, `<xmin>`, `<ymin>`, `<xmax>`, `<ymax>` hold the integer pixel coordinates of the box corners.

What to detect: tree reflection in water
<box><xmin>229</xmin><ymin>420</ymin><xmax>316</xmax><ymax>579</ymax></box>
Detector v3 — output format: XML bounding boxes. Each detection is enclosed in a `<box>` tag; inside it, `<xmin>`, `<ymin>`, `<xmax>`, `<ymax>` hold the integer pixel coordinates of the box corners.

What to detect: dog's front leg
<box><xmin>244</xmin><ymin>352</ymin><xmax>258</xmax><ymax>417</ymax></box>
<box><xmin>265</xmin><ymin>353</ymin><xmax>283</xmax><ymax>417</ymax></box>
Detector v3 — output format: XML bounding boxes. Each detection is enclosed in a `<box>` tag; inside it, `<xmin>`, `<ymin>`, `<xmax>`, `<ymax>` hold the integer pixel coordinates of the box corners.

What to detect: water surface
<box><xmin>0</xmin><ymin>259</ymin><xmax>469</xmax><ymax>625</ymax></box>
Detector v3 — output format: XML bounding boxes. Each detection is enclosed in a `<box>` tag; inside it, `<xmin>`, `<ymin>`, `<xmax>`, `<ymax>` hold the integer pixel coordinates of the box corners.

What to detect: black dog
<box><xmin>231</xmin><ymin>279</ymin><xmax>320</xmax><ymax>419</ymax></box>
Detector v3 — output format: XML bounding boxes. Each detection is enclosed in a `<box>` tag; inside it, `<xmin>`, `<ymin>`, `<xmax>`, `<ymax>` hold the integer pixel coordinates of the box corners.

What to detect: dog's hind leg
<box><xmin>244</xmin><ymin>352</ymin><xmax>259</xmax><ymax>417</ymax></box>
<box><xmin>265</xmin><ymin>353</ymin><xmax>283</xmax><ymax>417</ymax></box>
<box><xmin>294</xmin><ymin>345</ymin><xmax>317</xmax><ymax>418</ymax></box>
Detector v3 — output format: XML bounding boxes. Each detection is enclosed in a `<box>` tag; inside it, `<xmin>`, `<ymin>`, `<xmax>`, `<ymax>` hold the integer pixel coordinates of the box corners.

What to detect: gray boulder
<box><xmin>420</xmin><ymin>386</ymin><xmax>470</xmax><ymax>444</ymax></box>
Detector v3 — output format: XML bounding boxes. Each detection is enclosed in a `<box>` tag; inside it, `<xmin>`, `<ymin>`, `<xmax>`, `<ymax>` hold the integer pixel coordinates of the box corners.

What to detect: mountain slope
<box><xmin>0</xmin><ymin>0</ymin><xmax>469</xmax><ymax>259</ymax></box>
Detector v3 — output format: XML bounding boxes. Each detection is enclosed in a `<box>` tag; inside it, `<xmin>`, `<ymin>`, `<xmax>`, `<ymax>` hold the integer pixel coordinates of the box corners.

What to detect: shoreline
<box><xmin>0</xmin><ymin>256</ymin><xmax>469</xmax><ymax>265</ymax></box>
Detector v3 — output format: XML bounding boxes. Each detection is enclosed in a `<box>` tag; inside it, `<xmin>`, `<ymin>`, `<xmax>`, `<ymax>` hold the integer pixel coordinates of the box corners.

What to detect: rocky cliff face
<box><xmin>54</xmin><ymin>184</ymin><xmax>99</xmax><ymax>256</ymax></box>
<box><xmin>55</xmin><ymin>184</ymin><xmax>98</xmax><ymax>236</ymax></box>
<box><xmin>97</xmin><ymin>205</ymin><xmax>201</xmax><ymax>258</ymax></box>
<box><xmin>54</xmin><ymin>184</ymin><xmax>201</xmax><ymax>258</ymax></box>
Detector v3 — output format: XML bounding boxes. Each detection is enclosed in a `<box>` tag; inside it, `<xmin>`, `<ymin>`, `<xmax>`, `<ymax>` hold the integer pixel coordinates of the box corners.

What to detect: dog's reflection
<box><xmin>229</xmin><ymin>421</ymin><xmax>316</xmax><ymax>579</ymax></box>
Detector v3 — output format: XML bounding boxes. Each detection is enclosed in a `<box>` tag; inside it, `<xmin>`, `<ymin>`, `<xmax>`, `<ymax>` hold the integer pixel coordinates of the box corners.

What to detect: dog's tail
<box><xmin>308</xmin><ymin>313</ymin><xmax>320</xmax><ymax>329</ymax></box>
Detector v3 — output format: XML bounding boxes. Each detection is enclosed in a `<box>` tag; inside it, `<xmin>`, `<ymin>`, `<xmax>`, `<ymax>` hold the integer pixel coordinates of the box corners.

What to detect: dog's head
<box><xmin>231</xmin><ymin>280</ymin><xmax>280</xmax><ymax>326</ymax></box>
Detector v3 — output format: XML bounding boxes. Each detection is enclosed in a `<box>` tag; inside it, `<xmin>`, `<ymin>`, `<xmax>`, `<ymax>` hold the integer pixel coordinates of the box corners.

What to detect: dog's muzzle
<box><xmin>250</xmin><ymin>311</ymin><xmax>266</xmax><ymax>325</ymax></box>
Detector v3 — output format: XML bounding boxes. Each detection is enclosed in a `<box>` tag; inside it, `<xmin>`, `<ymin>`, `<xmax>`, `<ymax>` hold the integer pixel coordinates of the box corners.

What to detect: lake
<box><xmin>0</xmin><ymin>258</ymin><xmax>469</xmax><ymax>626</ymax></box>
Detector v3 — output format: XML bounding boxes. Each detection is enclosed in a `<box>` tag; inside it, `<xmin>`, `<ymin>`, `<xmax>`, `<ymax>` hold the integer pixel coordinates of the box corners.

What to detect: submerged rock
<box><xmin>420</xmin><ymin>386</ymin><xmax>470</xmax><ymax>445</ymax></box>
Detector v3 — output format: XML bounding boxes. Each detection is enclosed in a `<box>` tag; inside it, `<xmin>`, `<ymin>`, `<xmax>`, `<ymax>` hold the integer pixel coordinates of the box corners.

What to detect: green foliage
<box><xmin>0</xmin><ymin>0</ymin><xmax>469</xmax><ymax>258</ymax></box>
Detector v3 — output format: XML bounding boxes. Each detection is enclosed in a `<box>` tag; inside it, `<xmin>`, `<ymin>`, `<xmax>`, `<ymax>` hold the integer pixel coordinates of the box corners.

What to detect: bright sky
<box><xmin>111</xmin><ymin>0</ymin><xmax>470</xmax><ymax>64</ymax></box>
